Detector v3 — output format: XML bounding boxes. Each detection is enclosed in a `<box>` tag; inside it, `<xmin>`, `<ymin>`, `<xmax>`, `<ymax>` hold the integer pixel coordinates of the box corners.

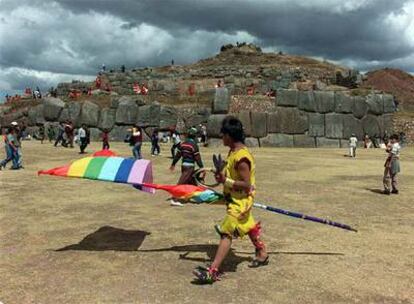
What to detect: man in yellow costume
<box><xmin>194</xmin><ymin>116</ymin><xmax>269</xmax><ymax>284</ymax></box>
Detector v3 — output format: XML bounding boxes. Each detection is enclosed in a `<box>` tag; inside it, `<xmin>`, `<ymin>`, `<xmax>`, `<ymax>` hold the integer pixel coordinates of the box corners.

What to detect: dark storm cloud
<box><xmin>55</xmin><ymin>0</ymin><xmax>413</xmax><ymax>61</ymax></box>
<box><xmin>0</xmin><ymin>0</ymin><xmax>414</xmax><ymax>93</ymax></box>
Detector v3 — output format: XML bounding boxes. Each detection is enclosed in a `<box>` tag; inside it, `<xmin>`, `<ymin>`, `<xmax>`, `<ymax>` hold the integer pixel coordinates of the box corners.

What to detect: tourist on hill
<box><xmin>170</xmin><ymin>130</ymin><xmax>181</xmax><ymax>158</ymax></box>
<box><xmin>95</xmin><ymin>76</ymin><xmax>102</xmax><ymax>89</ymax></box>
<box><xmin>193</xmin><ymin>116</ymin><xmax>268</xmax><ymax>284</ymax></box>
<box><xmin>383</xmin><ymin>134</ymin><xmax>401</xmax><ymax>195</ymax></box>
<box><xmin>130</xmin><ymin>125</ymin><xmax>143</xmax><ymax>159</ymax></box>
<box><xmin>349</xmin><ymin>134</ymin><xmax>358</xmax><ymax>158</ymax></box>
<box><xmin>78</xmin><ymin>124</ymin><xmax>88</xmax><ymax>154</ymax></box>
<box><xmin>169</xmin><ymin>127</ymin><xmax>204</xmax><ymax>206</ymax></box>
<box><xmin>151</xmin><ymin>129</ymin><xmax>160</xmax><ymax>156</ymax></box>
<box><xmin>121</xmin><ymin>65</ymin><xmax>125</xmax><ymax>73</ymax></box>
<box><xmin>140</xmin><ymin>83</ymin><xmax>149</xmax><ymax>95</ymax></box>
<box><xmin>101</xmin><ymin>129</ymin><xmax>110</xmax><ymax>150</ymax></box>
<box><xmin>35</xmin><ymin>87</ymin><xmax>42</xmax><ymax>99</ymax></box>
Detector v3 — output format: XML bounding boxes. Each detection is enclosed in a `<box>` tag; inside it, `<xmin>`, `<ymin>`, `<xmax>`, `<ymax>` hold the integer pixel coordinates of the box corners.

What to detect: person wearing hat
<box><xmin>349</xmin><ymin>133</ymin><xmax>358</xmax><ymax>158</ymax></box>
<box><xmin>169</xmin><ymin>127</ymin><xmax>204</xmax><ymax>206</ymax></box>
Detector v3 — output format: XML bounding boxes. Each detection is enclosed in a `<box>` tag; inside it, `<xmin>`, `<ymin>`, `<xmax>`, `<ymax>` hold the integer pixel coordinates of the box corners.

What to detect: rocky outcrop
<box><xmin>43</xmin><ymin>97</ymin><xmax>65</xmax><ymax>121</ymax></box>
<box><xmin>98</xmin><ymin>108</ymin><xmax>116</xmax><ymax>130</ymax></box>
<box><xmin>80</xmin><ymin>101</ymin><xmax>100</xmax><ymax>127</ymax></box>
<box><xmin>207</xmin><ymin>114</ymin><xmax>226</xmax><ymax>137</ymax></box>
<box><xmin>115</xmin><ymin>97</ymin><xmax>139</xmax><ymax>125</ymax></box>
<box><xmin>137</xmin><ymin>104</ymin><xmax>161</xmax><ymax>127</ymax></box>
<box><xmin>213</xmin><ymin>87</ymin><xmax>230</xmax><ymax>114</ymax></box>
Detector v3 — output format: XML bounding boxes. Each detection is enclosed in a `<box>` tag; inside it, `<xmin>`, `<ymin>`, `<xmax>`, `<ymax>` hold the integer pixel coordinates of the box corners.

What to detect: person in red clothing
<box><xmin>141</xmin><ymin>83</ymin><xmax>149</xmax><ymax>95</ymax></box>
<box><xmin>102</xmin><ymin>129</ymin><xmax>110</xmax><ymax>150</ymax></box>
<box><xmin>95</xmin><ymin>76</ymin><xmax>101</xmax><ymax>89</ymax></box>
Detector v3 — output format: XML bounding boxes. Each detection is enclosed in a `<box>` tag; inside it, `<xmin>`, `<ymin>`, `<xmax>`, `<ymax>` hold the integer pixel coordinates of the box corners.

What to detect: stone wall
<box><xmin>0</xmin><ymin>88</ymin><xmax>397</xmax><ymax>148</ymax></box>
<box><xmin>0</xmin><ymin>96</ymin><xmax>209</xmax><ymax>142</ymax></box>
<box><xmin>207</xmin><ymin>89</ymin><xmax>396</xmax><ymax>148</ymax></box>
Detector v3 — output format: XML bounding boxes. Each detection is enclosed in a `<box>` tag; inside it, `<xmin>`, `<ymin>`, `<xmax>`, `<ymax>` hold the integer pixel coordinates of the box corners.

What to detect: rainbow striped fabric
<box><xmin>38</xmin><ymin>156</ymin><xmax>154</xmax><ymax>193</ymax></box>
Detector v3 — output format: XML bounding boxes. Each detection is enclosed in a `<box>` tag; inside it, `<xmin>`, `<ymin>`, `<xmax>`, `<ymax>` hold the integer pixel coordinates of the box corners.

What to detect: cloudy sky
<box><xmin>1</xmin><ymin>0</ymin><xmax>414</xmax><ymax>97</ymax></box>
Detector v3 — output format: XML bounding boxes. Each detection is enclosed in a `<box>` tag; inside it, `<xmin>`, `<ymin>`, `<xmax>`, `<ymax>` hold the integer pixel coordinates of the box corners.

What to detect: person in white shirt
<box><xmin>349</xmin><ymin>134</ymin><xmax>358</xmax><ymax>158</ymax></box>
<box><xmin>383</xmin><ymin>134</ymin><xmax>401</xmax><ymax>195</ymax></box>
<box><xmin>78</xmin><ymin>124</ymin><xmax>88</xmax><ymax>154</ymax></box>
<box><xmin>171</xmin><ymin>131</ymin><xmax>181</xmax><ymax>158</ymax></box>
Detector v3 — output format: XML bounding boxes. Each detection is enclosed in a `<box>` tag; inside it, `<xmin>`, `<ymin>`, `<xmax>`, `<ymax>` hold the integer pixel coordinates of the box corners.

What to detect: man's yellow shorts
<box><xmin>216</xmin><ymin>197</ymin><xmax>256</xmax><ymax>238</ymax></box>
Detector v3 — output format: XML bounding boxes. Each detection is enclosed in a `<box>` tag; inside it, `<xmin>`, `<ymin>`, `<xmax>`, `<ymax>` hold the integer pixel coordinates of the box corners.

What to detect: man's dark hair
<box><xmin>390</xmin><ymin>134</ymin><xmax>400</xmax><ymax>141</ymax></box>
<box><xmin>220</xmin><ymin>116</ymin><xmax>245</xmax><ymax>143</ymax></box>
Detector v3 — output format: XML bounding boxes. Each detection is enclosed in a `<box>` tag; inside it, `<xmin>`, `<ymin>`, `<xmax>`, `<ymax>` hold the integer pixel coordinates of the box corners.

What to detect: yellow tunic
<box><xmin>218</xmin><ymin>147</ymin><xmax>257</xmax><ymax>238</ymax></box>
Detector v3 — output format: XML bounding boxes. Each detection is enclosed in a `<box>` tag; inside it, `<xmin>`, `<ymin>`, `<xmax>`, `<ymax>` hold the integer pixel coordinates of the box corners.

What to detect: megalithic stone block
<box><xmin>325</xmin><ymin>113</ymin><xmax>343</xmax><ymax>139</ymax></box>
<box><xmin>207</xmin><ymin>114</ymin><xmax>226</xmax><ymax>137</ymax></box>
<box><xmin>43</xmin><ymin>97</ymin><xmax>65</xmax><ymax>121</ymax></box>
<box><xmin>251</xmin><ymin>112</ymin><xmax>267</xmax><ymax>138</ymax></box>
<box><xmin>212</xmin><ymin>87</ymin><xmax>230</xmax><ymax>114</ymax></box>
<box><xmin>276</xmin><ymin>89</ymin><xmax>298</xmax><ymax>107</ymax></box>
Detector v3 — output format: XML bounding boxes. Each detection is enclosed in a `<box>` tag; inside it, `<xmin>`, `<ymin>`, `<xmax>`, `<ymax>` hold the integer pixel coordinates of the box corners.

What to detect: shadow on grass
<box><xmin>366</xmin><ymin>188</ymin><xmax>385</xmax><ymax>195</ymax></box>
<box><xmin>56</xmin><ymin>226</ymin><xmax>151</xmax><ymax>252</ymax></box>
<box><xmin>139</xmin><ymin>244</ymin><xmax>250</xmax><ymax>273</ymax></box>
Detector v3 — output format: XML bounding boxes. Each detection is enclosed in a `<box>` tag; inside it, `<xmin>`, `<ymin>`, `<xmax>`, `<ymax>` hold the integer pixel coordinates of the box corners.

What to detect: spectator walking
<box><xmin>65</xmin><ymin>121</ymin><xmax>74</xmax><ymax>148</ymax></box>
<box><xmin>38</xmin><ymin>125</ymin><xmax>45</xmax><ymax>144</ymax></box>
<box><xmin>0</xmin><ymin>127</ymin><xmax>13</xmax><ymax>170</ymax></box>
<box><xmin>47</xmin><ymin>125</ymin><xmax>56</xmax><ymax>143</ymax></box>
<box><xmin>171</xmin><ymin>130</ymin><xmax>181</xmax><ymax>158</ymax></box>
<box><xmin>151</xmin><ymin>129</ymin><xmax>160</xmax><ymax>156</ymax></box>
<box><xmin>78</xmin><ymin>124</ymin><xmax>88</xmax><ymax>154</ymax></box>
<box><xmin>54</xmin><ymin>122</ymin><xmax>66</xmax><ymax>147</ymax></box>
<box><xmin>349</xmin><ymin>134</ymin><xmax>358</xmax><ymax>158</ymax></box>
<box><xmin>131</xmin><ymin>125</ymin><xmax>143</xmax><ymax>159</ymax></box>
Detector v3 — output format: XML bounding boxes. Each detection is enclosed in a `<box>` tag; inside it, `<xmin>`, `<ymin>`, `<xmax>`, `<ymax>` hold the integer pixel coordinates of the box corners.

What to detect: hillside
<box><xmin>363</xmin><ymin>68</ymin><xmax>414</xmax><ymax>111</ymax></box>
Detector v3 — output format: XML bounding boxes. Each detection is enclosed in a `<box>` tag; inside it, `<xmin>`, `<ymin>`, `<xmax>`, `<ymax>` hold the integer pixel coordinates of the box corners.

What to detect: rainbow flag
<box><xmin>38</xmin><ymin>156</ymin><xmax>154</xmax><ymax>193</ymax></box>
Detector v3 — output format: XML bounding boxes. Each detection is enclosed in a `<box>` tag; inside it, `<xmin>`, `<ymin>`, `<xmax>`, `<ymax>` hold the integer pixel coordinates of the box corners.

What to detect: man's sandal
<box><xmin>249</xmin><ymin>256</ymin><xmax>269</xmax><ymax>268</ymax></box>
<box><xmin>193</xmin><ymin>266</ymin><xmax>221</xmax><ymax>284</ymax></box>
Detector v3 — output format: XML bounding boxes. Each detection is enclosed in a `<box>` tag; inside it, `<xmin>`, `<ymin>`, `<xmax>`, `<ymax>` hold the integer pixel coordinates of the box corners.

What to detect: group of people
<box><xmin>125</xmin><ymin>125</ymin><xmax>207</xmax><ymax>160</ymax></box>
<box><xmin>24</xmin><ymin>87</ymin><xmax>42</xmax><ymax>99</ymax></box>
<box><xmin>0</xmin><ymin>121</ymin><xmax>24</xmax><ymax>170</ymax></box>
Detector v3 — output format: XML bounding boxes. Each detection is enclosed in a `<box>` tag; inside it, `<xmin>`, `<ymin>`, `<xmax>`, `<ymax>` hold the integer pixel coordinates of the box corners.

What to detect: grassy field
<box><xmin>1</xmin><ymin>141</ymin><xmax>413</xmax><ymax>304</ymax></box>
